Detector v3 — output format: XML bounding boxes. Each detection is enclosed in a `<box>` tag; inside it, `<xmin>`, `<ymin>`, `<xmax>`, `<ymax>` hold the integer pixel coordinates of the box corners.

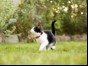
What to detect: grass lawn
<box><xmin>0</xmin><ymin>41</ymin><xmax>87</xmax><ymax>65</ymax></box>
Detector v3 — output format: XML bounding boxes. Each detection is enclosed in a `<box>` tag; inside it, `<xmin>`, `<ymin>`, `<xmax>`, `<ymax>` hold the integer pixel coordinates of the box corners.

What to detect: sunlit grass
<box><xmin>0</xmin><ymin>41</ymin><xmax>87</xmax><ymax>65</ymax></box>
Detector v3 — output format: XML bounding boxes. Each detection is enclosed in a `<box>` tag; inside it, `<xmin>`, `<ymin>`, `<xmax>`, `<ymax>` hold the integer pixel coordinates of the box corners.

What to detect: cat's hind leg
<box><xmin>50</xmin><ymin>42</ymin><xmax>55</xmax><ymax>50</ymax></box>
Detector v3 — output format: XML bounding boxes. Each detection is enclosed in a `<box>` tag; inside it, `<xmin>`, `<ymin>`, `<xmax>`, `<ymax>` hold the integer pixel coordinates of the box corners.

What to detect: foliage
<box><xmin>60</xmin><ymin>0</ymin><xmax>87</xmax><ymax>35</ymax></box>
<box><xmin>0</xmin><ymin>41</ymin><xmax>87</xmax><ymax>65</ymax></box>
<box><xmin>14</xmin><ymin>0</ymin><xmax>87</xmax><ymax>35</ymax></box>
<box><xmin>0</xmin><ymin>0</ymin><xmax>87</xmax><ymax>36</ymax></box>
<box><xmin>0</xmin><ymin>0</ymin><xmax>17</xmax><ymax>35</ymax></box>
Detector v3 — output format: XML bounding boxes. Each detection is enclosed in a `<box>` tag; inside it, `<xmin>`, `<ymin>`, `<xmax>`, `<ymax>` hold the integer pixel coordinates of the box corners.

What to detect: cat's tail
<box><xmin>51</xmin><ymin>20</ymin><xmax>56</xmax><ymax>35</ymax></box>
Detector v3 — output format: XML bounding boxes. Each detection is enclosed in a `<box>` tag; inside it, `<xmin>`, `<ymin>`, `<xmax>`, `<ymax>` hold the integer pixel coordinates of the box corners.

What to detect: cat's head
<box><xmin>30</xmin><ymin>22</ymin><xmax>42</xmax><ymax>36</ymax></box>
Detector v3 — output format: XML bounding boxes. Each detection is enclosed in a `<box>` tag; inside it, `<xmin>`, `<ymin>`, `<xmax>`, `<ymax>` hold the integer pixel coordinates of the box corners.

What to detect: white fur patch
<box><xmin>36</xmin><ymin>32</ymin><xmax>49</xmax><ymax>51</ymax></box>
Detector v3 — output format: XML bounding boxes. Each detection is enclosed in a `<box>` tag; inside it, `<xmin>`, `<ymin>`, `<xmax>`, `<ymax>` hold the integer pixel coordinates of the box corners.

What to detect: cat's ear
<box><xmin>36</xmin><ymin>22</ymin><xmax>42</xmax><ymax>29</ymax></box>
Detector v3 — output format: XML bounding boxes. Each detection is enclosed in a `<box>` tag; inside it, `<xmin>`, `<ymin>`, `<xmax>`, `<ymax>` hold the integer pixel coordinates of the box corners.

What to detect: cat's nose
<box><xmin>30</xmin><ymin>27</ymin><xmax>35</xmax><ymax>34</ymax></box>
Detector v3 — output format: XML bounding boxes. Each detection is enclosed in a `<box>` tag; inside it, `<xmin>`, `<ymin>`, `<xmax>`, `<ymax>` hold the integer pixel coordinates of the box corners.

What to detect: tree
<box><xmin>0</xmin><ymin>0</ymin><xmax>87</xmax><ymax>36</ymax></box>
<box><xmin>0</xmin><ymin>0</ymin><xmax>20</xmax><ymax>35</ymax></box>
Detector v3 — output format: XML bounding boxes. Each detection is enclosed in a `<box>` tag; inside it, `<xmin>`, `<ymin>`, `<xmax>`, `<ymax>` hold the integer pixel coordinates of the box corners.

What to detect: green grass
<box><xmin>0</xmin><ymin>41</ymin><xmax>87</xmax><ymax>65</ymax></box>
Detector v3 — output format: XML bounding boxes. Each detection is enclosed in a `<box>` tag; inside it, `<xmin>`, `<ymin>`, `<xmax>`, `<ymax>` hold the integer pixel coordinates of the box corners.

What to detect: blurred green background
<box><xmin>0</xmin><ymin>0</ymin><xmax>87</xmax><ymax>36</ymax></box>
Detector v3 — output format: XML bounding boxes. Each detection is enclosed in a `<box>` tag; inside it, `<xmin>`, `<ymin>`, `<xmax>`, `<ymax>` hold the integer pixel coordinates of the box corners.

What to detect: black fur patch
<box><xmin>44</xmin><ymin>30</ymin><xmax>56</xmax><ymax>44</ymax></box>
<box><xmin>34</xmin><ymin>27</ymin><xmax>41</xmax><ymax>33</ymax></box>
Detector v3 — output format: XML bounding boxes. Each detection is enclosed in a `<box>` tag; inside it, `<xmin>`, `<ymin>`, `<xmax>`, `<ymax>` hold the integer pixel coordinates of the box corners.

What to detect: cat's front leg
<box><xmin>39</xmin><ymin>43</ymin><xmax>48</xmax><ymax>51</ymax></box>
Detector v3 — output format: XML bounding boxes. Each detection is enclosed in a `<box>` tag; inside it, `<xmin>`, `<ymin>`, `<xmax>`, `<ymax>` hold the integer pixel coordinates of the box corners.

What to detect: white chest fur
<box><xmin>36</xmin><ymin>32</ymin><xmax>49</xmax><ymax>44</ymax></box>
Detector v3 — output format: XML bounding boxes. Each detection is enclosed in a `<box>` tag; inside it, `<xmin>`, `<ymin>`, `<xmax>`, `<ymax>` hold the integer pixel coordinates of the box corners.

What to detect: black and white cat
<box><xmin>30</xmin><ymin>20</ymin><xmax>56</xmax><ymax>51</ymax></box>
